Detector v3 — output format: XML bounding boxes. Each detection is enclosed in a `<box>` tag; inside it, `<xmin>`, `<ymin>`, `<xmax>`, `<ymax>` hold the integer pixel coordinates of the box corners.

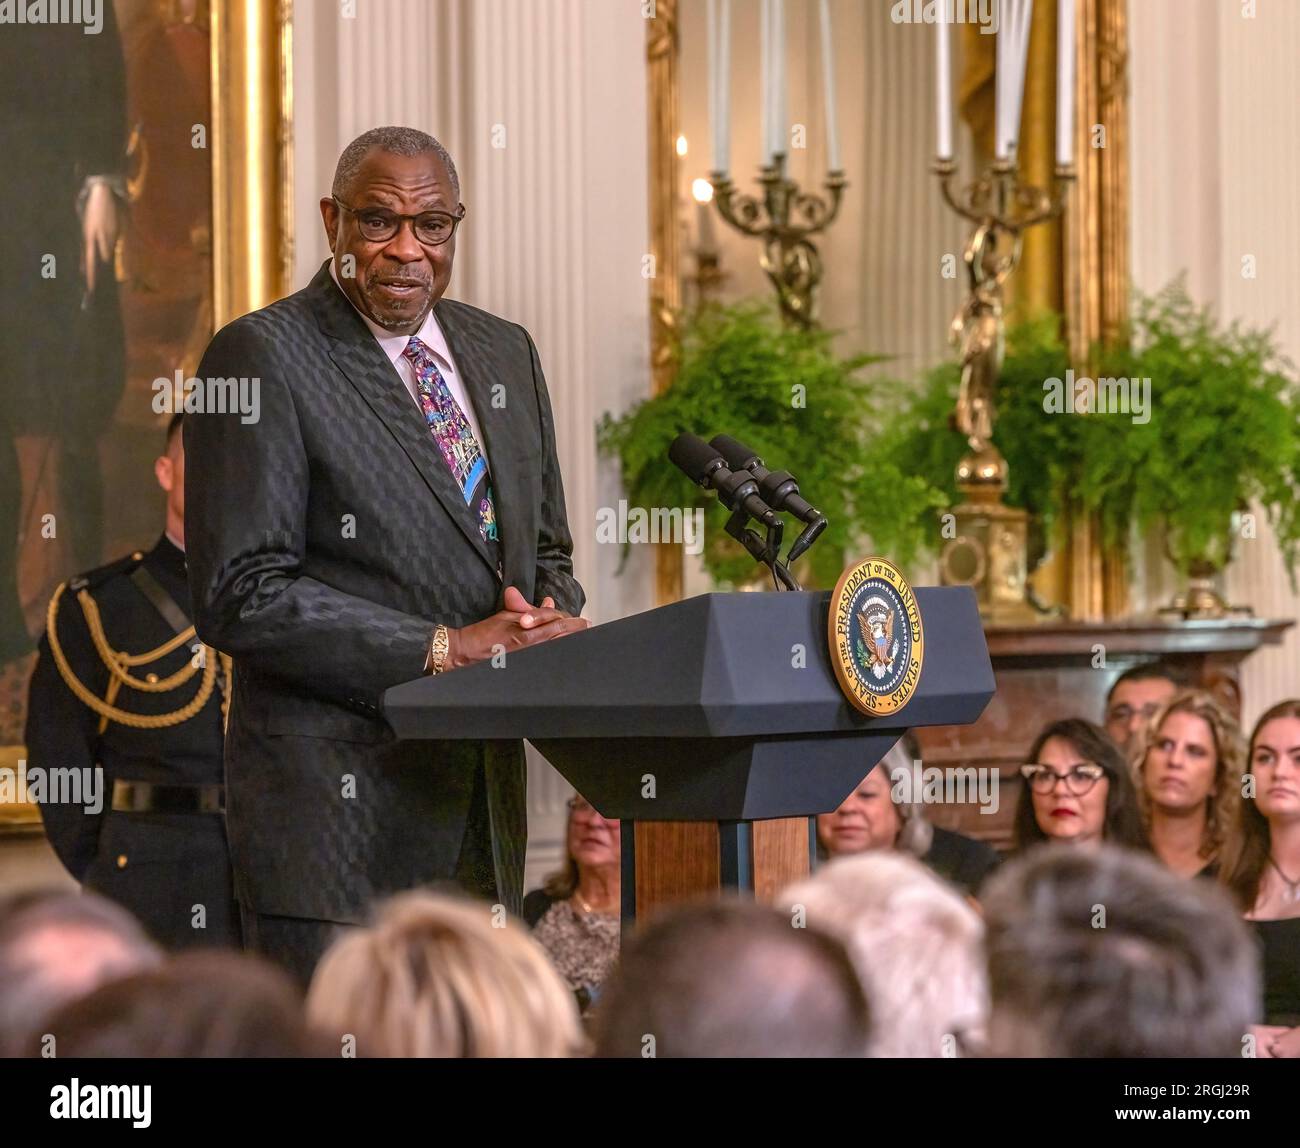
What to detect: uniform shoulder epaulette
<box><xmin>65</xmin><ymin>549</ymin><xmax>148</xmax><ymax>595</ymax></box>
<box><xmin>47</xmin><ymin>548</ymin><xmax>231</xmax><ymax>732</ymax></box>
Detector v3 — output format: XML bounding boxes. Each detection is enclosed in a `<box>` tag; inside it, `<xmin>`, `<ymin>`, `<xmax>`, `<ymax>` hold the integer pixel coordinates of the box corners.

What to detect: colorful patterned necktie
<box><xmin>402</xmin><ymin>337</ymin><xmax>501</xmax><ymax>567</ymax></box>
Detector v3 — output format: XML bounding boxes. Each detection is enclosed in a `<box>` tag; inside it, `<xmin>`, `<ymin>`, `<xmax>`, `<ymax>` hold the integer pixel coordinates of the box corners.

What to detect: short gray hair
<box><xmin>982</xmin><ymin>844</ymin><xmax>1260</xmax><ymax>1057</ymax></box>
<box><xmin>331</xmin><ymin>126</ymin><xmax>460</xmax><ymax>201</ymax></box>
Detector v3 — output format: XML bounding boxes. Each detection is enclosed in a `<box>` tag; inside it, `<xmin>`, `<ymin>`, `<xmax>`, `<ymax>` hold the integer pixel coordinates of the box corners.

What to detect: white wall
<box><xmin>292</xmin><ymin>0</ymin><xmax>655</xmax><ymax>889</ymax></box>
<box><xmin>1130</xmin><ymin>0</ymin><xmax>1300</xmax><ymax>729</ymax></box>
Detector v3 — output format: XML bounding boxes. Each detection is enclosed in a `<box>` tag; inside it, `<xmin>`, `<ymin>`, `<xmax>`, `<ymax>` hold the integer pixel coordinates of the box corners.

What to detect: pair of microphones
<box><xmin>668</xmin><ymin>432</ymin><xmax>828</xmax><ymax>581</ymax></box>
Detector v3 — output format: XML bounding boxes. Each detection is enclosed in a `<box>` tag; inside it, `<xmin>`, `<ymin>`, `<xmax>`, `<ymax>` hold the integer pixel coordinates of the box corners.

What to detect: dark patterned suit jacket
<box><xmin>184</xmin><ymin>262</ymin><xmax>584</xmax><ymax>924</ymax></box>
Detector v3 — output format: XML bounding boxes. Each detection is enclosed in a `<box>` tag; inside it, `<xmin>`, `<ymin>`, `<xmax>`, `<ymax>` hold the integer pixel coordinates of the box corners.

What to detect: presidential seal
<box><xmin>828</xmin><ymin>557</ymin><xmax>924</xmax><ymax>716</ymax></box>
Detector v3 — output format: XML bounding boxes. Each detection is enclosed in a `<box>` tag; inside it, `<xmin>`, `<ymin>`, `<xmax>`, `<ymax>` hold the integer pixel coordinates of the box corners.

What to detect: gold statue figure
<box><xmin>950</xmin><ymin>221</ymin><xmax>1018</xmax><ymax>453</ymax></box>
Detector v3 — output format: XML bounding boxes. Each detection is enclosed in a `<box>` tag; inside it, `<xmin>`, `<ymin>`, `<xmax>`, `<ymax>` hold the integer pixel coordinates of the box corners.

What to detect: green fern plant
<box><xmin>874</xmin><ymin>280</ymin><xmax>1300</xmax><ymax>585</ymax></box>
<box><xmin>597</xmin><ymin>301</ymin><xmax>948</xmax><ymax>588</ymax></box>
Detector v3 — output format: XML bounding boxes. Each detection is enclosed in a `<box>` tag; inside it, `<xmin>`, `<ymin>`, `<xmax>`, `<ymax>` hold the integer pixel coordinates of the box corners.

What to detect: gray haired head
<box><xmin>982</xmin><ymin>844</ymin><xmax>1260</xmax><ymax>1058</ymax></box>
<box><xmin>332</xmin><ymin>126</ymin><xmax>460</xmax><ymax>201</ymax></box>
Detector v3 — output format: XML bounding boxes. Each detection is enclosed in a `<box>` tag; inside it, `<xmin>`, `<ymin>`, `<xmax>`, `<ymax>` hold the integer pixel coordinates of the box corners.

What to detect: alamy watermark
<box><xmin>152</xmin><ymin>371</ymin><xmax>261</xmax><ymax>424</ymax></box>
<box><xmin>0</xmin><ymin>762</ymin><xmax>103</xmax><ymax>814</ymax></box>
<box><xmin>1043</xmin><ymin>369</ymin><xmax>1151</xmax><ymax>425</ymax></box>
<box><xmin>595</xmin><ymin>500</ymin><xmax>704</xmax><ymax>556</ymax></box>
<box><xmin>0</xmin><ymin>0</ymin><xmax>103</xmax><ymax>33</ymax></box>
<box><xmin>891</xmin><ymin>0</ymin><xmax>999</xmax><ymax>34</ymax></box>
<box><xmin>890</xmin><ymin>758</ymin><xmax>1000</xmax><ymax>815</ymax></box>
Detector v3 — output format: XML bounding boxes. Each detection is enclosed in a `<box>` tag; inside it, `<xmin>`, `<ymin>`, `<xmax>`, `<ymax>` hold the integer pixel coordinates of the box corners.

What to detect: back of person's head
<box><xmin>307</xmin><ymin>891</ymin><xmax>583</xmax><ymax>1057</ymax></box>
<box><xmin>593</xmin><ymin>898</ymin><xmax>871</xmax><ymax>1058</ymax></box>
<box><xmin>35</xmin><ymin>950</ymin><xmax>320</xmax><ymax>1058</ymax></box>
<box><xmin>0</xmin><ymin>889</ymin><xmax>160</xmax><ymax>1056</ymax></box>
<box><xmin>780</xmin><ymin>852</ymin><xmax>986</xmax><ymax>1057</ymax></box>
<box><xmin>982</xmin><ymin>844</ymin><xmax>1259</xmax><ymax>1057</ymax></box>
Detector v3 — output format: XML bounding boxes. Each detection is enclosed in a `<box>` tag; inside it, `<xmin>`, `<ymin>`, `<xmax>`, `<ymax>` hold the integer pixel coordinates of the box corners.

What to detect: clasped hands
<box><xmin>443</xmin><ymin>586</ymin><xmax>588</xmax><ymax>671</ymax></box>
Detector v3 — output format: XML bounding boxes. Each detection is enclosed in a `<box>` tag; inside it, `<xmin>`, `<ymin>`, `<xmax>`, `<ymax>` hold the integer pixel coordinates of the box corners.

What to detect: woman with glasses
<box><xmin>1219</xmin><ymin>700</ymin><xmax>1300</xmax><ymax>1057</ymax></box>
<box><xmin>1133</xmin><ymin>690</ymin><xmax>1245</xmax><ymax>879</ymax></box>
<box><xmin>522</xmin><ymin>793</ymin><xmax>620</xmax><ymax>1014</ymax></box>
<box><xmin>1014</xmin><ymin>718</ymin><xmax>1148</xmax><ymax>851</ymax></box>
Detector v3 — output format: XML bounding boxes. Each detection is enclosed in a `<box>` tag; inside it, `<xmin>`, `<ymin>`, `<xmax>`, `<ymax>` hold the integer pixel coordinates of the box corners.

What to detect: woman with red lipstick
<box><xmin>1220</xmin><ymin>700</ymin><xmax>1300</xmax><ymax>1057</ymax></box>
<box><xmin>1013</xmin><ymin>718</ymin><xmax>1148</xmax><ymax>852</ymax></box>
<box><xmin>1134</xmin><ymin>691</ymin><xmax>1245</xmax><ymax>879</ymax></box>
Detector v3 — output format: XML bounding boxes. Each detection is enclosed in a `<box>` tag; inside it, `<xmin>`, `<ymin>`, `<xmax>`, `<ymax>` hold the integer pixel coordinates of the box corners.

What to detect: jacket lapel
<box><xmin>308</xmin><ymin>264</ymin><xmax>497</xmax><ymax>577</ymax></box>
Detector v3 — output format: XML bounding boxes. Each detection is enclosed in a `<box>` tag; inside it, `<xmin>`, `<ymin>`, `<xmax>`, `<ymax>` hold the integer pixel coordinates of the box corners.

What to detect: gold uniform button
<box><xmin>131</xmin><ymin>551</ymin><xmax>143</xmax><ymax>561</ymax></box>
<box><xmin>117</xmin><ymin>854</ymin><xmax>128</xmax><ymax>869</ymax></box>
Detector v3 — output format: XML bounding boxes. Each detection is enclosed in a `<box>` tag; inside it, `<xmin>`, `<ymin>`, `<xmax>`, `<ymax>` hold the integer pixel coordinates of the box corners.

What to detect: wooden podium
<box><xmin>384</xmin><ymin>588</ymin><xmax>995</xmax><ymax>923</ymax></box>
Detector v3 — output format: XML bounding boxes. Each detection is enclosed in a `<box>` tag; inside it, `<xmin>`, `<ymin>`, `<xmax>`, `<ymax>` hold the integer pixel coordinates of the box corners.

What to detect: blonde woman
<box><xmin>1134</xmin><ymin>690</ymin><xmax>1245</xmax><ymax>879</ymax></box>
<box><xmin>306</xmin><ymin>891</ymin><xmax>584</xmax><ymax>1058</ymax></box>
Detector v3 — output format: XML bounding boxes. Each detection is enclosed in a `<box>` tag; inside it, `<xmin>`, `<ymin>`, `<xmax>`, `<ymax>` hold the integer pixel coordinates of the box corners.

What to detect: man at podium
<box><xmin>185</xmin><ymin>127</ymin><xmax>587</xmax><ymax>984</ymax></box>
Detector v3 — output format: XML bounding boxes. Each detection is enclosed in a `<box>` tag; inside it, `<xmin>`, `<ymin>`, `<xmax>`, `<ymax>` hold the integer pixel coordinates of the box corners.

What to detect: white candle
<box><xmin>761</xmin><ymin>0</ymin><xmax>772</xmax><ymax>165</ymax></box>
<box><xmin>694</xmin><ymin>180</ymin><xmax>718</xmax><ymax>254</ymax></box>
<box><xmin>935</xmin><ymin>0</ymin><xmax>953</xmax><ymax>160</ymax></box>
<box><xmin>819</xmin><ymin>0</ymin><xmax>840</xmax><ymax>171</ymax></box>
<box><xmin>995</xmin><ymin>0</ymin><xmax>1034</xmax><ymax>161</ymax></box>
<box><xmin>708</xmin><ymin>0</ymin><xmax>719</xmax><ymax>171</ymax></box>
<box><xmin>774</xmin><ymin>0</ymin><xmax>787</xmax><ymax>158</ymax></box>
<box><xmin>1056</xmin><ymin>0</ymin><xmax>1075</xmax><ymax>167</ymax></box>
<box><xmin>719</xmin><ymin>0</ymin><xmax>732</xmax><ymax>173</ymax></box>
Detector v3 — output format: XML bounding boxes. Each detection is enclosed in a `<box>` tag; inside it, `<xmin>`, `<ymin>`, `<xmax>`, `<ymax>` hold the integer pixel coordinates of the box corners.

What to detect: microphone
<box><xmin>668</xmin><ymin>433</ymin><xmax>781</xmax><ymax>528</ymax></box>
<box><xmin>708</xmin><ymin>434</ymin><xmax>823</xmax><ymax>524</ymax></box>
<box><xmin>709</xmin><ymin>434</ymin><xmax>827</xmax><ymax>565</ymax></box>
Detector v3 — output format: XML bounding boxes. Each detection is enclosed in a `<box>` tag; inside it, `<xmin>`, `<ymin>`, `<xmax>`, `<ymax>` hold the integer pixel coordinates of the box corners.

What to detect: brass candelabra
<box><xmin>709</xmin><ymin>153</ymin><xmax>847</xmax><ymax>328</ymax></box>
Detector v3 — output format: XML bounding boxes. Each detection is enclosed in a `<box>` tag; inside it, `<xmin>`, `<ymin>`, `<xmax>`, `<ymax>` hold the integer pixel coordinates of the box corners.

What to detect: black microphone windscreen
<box><xmin>668</xmin><ymin>433</ymin><xmax>722</xmax><ymax>483</ymax></box>
<box><xmin>708</xmin><ymin>434</ymin><xmax>762</xmax><ymax>472</ymax></box>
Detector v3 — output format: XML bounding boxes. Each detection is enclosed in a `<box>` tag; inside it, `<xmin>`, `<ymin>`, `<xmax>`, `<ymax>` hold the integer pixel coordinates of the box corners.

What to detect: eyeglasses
<box><xmin>1019</xmin><ymin>762</ymin><xmax>1106</xmax><ymax>795</ymax></box>
<box><xmin>567</xmin><ymin>797</ymin><xmax>597</xmax><ymax>817</ymax></box>
<box><xmin>331</xmin><ymin>196</ymin><xmax>466</xmax><ymax>246</ymax></box>
<box><xmin>1107</xmin><ymin>701</ymin><xmax>1164</xmax><ymax>725</ymax></box>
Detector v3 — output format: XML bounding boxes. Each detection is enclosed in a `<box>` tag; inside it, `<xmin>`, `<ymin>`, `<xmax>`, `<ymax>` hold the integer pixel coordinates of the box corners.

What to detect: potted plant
<box><xmin>874</xmin><ymin>279</ymin><xmax>1300</xmax><ymax>608</ymax></box>
<box><xmin>1076</xmin><ymin>279</ymin><xmax>1300</xmax><ymax>606</ymax></box>
<box><xmin>598</xmin><ymin>301</ymin><xmax>947</xmax><ymax>589</ymax></box>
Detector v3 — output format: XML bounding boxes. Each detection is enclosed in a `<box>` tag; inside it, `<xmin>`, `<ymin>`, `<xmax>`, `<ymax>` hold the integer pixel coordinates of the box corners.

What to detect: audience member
<box><xmin>983</xmin><ymin>844</ymin><xmax>1259</xmax><ymax>1057</ymax></box>
<box><xmin>1135</xmin><ymin>690</ymin><xmax>1244</xmax><ymax>878</ymax></box>
<box><xmin>33</xmin><ymin>950</ymin><xmax>323</xmax><ymax>1057</ymax></box>
<box><xmin>522</xmin><ymin>791</ymin><xmax>619</xmax><ymax>1013</ymax></box>
<box><xmin>1015</xmin><ymin>718</ymin><xmax>1147</xmax><ymax>851</ymax></box>
<box><xmin>1104</xmin><ymin>661</ymin><xmax>1187</xmax><ymax>756</ymax></box>
<box><xmin>593</xmin><ymin>899</ymin><xmax>871</xmax><ymax>1058</ymax></box>
<box><xmin>781</xmin><ymin>852</ymin><xmax>986</xmax><ymax>1056</ymax></box>
<box><xmin>307</xmin><ymin>890</ymin><xmax>583</xmax><ymax>1057</ymax></box>
<box><xmin>0</xmin><ymin>888</ymin><xmax>160</xmax><ymax>1056</ymax></box>
<box><xmin>816</xmin><ymin>736</ymin><xmax>1001</xmax><ymax>897</ymax></box>
<box><xmin>1219</xmin><ymin>700</ymin><xmax>1300</xmax><ymax>1057</ymax></box>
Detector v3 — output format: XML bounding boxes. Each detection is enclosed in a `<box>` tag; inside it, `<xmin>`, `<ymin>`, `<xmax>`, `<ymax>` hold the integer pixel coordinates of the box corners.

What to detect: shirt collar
<box><xmin>328</xmin><ymin>259</ymin><xmax>453</xmax><ymax>370</ymax></box>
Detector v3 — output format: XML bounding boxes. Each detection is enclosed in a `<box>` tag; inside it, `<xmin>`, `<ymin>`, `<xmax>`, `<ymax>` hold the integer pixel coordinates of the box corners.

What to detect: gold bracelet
<box><xmin>426</xmin><ymin>624</ymin><xmax>451</xmax><ymax>675</ymax></box>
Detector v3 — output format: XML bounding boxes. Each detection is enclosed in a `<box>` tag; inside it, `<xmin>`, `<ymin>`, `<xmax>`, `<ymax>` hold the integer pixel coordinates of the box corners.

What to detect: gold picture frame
<box><xmin>0</xmin><ymin>0</ymin><xmax>293</xmax><ymax>836</ymax></box>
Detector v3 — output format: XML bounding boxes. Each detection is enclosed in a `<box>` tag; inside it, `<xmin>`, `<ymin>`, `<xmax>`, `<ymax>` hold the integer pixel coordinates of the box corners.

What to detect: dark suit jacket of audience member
<box><xmin>923</xmin><ymin>826</ymin><xmax>1002</xmax><ymax>897</ymax></box>
<box><xmin>185</xmin><ymin>262</ymin><xmax>584</xmax><ymax>925</ymax></box>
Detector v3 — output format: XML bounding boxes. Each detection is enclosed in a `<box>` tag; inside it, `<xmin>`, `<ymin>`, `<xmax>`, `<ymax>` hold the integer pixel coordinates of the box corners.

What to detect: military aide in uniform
<box><xmin>24</xmin><ymin>414</ymin><xmax>239</xmax><ymax>949</ymax></box>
